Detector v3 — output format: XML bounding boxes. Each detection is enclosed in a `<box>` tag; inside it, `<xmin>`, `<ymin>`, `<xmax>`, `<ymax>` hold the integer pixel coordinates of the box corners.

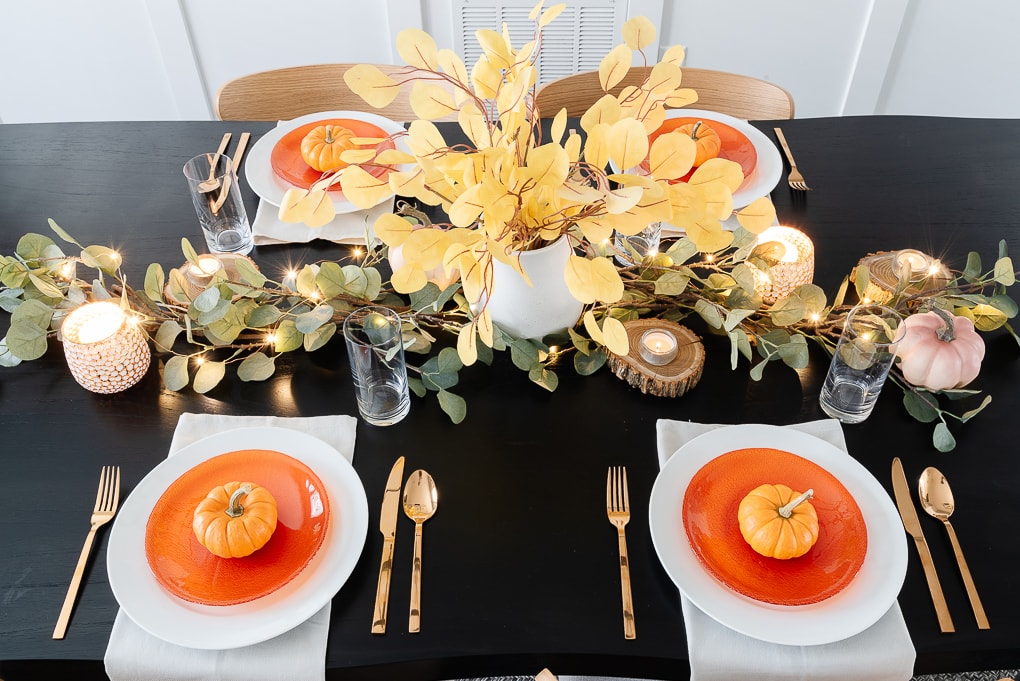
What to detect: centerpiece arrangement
<box><xmin>0</xmin><ymin>4</ymin><xmax>1017</xmax><ymax>452</ymax></box>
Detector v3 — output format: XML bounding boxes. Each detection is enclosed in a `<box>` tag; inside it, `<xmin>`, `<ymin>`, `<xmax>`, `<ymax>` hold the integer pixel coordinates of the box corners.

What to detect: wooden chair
<box><xmin>215</xmin><ymin>63</ymin><xmax>452</xmax><ymax>122</ymax></box>
<box><xmin>533</xmin><ymin>66</ymin><xmax>795</xmax><ymax>120</ymax></box>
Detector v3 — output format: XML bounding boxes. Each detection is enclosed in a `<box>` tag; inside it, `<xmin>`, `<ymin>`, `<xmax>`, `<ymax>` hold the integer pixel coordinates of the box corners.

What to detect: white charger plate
<box><xmin>648</xmin><ymin>424</ymin><xmax>907</xmax><ymax>646</ymax></box>
<box><xmin>245</xmin><ymin>110</ymin><xmax>411</xmax><ymax>213</ymax></box>
<box><xmin>107</xmin><ymin>426</ymin><xmax>368</xmax><ymax>649</ymax></box>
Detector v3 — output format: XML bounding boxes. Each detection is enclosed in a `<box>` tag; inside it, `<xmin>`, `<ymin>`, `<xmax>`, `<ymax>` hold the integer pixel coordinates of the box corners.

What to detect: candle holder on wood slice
<box><xmin>164</xmin><ymin>253</ymin><xmax>261</xmax><ymax>305</ymax></box>
<box><xmin>606</xmin><ymin>319</ymin><xmax>705</xmax><ymax>397</ymax></box>
<box><xmin>851</xmin><ymin>250</ymin><xmax>951</xmax><ymax>306</ymax></box>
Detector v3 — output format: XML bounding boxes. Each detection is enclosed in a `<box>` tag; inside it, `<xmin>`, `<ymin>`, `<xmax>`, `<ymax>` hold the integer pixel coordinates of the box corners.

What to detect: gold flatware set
<box><xmin>892</xmin><ymin>457</ymin><xmax>988</xmax><ymax>632</ymax></box>
<box><xmin>200</xmin><ymin>131</ymin><xmax>251</xmax><ymax>214</ymax></box>
<box><xmin>53</xmin><ymin>466</ymin><xmax>121</xmax><ymax>639</ymax></box>
<box><xmin>372</xmin><ymin>457</ymin><xmax>438</xmax><ymax>634</ymax></box>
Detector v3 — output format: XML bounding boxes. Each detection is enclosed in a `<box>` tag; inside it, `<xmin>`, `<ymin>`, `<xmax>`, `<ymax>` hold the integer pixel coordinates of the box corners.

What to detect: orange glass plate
<box><xmin>145</xmin><ymin>449</ymin><xmax>330</xmax><ymax>606</ymax></box>
<box><xmin>270</xmin><ymin>118</ymin><xmax>396</xmax><ymax>192</ymax></box>
<box><xmin>682</xmin><ymin>447</ymin><xmax>867</xmax><ymax>606</ymax></box>
<box><xmin>647</xmin><ymin>116</ymin><xmax>758</xmax><ymax>183</ymax></box>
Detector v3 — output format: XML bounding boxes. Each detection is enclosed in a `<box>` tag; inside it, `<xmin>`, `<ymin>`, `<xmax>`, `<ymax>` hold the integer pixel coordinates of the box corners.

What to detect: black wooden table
<box><xmin>1</xmin><ymin>116</ymin><xmax>1019</xmax><ymax>680</ymax></box>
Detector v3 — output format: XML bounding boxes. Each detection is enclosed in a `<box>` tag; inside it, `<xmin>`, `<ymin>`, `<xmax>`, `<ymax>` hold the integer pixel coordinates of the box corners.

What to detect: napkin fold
<box><xmin>252</xmin><ymin>196</ymin><xmax>393</xmax><ymax>245</ymax></box>
<box><xmin>104</xmin><ymin>413</ymin><xmax>358</xmax><ymax>681</ymax></box>
<box><xmin>656</xmin><ymin>419</ymin><xmax>915</xmax><ymax>681</ymax></box>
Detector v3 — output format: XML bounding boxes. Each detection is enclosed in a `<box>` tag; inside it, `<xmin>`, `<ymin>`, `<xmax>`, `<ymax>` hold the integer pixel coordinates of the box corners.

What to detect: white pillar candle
<box><xmin>638</xmin><ymin>329</ymin><xmax>679</xmax><ymax>365</ymax></box>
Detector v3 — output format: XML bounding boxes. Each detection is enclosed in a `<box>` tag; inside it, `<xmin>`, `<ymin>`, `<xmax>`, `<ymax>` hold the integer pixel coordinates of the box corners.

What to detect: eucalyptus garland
<box><xmin>1</xmin><ymin>218</ymin><xmax>1016</xmax><ymax>450</ymax></box>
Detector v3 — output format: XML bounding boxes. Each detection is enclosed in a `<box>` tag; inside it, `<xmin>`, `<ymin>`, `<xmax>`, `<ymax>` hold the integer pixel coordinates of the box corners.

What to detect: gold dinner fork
<box><xmin>774</xmin><ymin>127</ymin><xmax>811</xmax><ymax>191</ymax></box>
<box><xmin>53</xmin><ymin>465</ymin><xmax>121</xmax><ymax>639</ymax></box>
<box><xmin>606</xmin><ymin>466</ymin><xmax>635</xmax><ymax>639</ymax></box>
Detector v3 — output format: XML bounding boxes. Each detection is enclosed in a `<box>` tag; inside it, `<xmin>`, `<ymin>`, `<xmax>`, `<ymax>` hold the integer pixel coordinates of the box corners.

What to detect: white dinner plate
<box><xmin>648</xmin><ymin>424</ymin><xmax>907</xmax><ymax>646</ymax></box>
<box><xmin>245</xmin><ymin>110</ymin><xmax>411</xmax><ymax>212</ymax></box>
<box><xmin>107</xmin><ymin>426</ymin><xmax>368</xmax><ymax>649</ymax></box>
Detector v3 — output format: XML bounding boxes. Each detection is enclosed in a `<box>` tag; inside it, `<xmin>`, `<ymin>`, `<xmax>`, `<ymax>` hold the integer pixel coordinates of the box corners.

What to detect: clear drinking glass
<box><xmin>613</xmin><ymin>221</ymin><xmax>663</xmax><ymax>266</ymax></box>
<box><xmin>343</xmin><ymin>306</ymin><xmax>410</xmax><ymax>426</ymax></box>
<box><xmin>183</xmin><ymin>153</ymin><xmax>254</xmax><ymax>255</ymax></box>
<box><xmin>819</xmin><ymin>304</ymin><xmax>903</xmax><ymax>423</ymax></box>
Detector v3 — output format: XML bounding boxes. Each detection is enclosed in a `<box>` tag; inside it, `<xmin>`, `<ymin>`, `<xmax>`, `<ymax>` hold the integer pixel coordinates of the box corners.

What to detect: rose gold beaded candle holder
<box><xmin>748</xmin><ymin>226</ymin><xmax>815</xmax><ymax>305</ymax></box>
<box><xmin>62</xmin><ymin>301</ymin><xmax>151</xmax><ymax>394</ymax></box>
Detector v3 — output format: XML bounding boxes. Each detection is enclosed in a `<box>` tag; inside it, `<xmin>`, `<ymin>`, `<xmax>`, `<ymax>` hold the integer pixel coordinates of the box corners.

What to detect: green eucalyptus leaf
<box><xmin>1</xmin><ymin>261</ymin><xmax>29</xmax><ymax>288</ymax></box>
<box><xmin>793</xmin><ymin>284</ymin><xmax>827</xmax><ymax>315</ymax></box>
<box><xmin>27</xmin><ymin>273</ymin><xmax>63</xmax><ymax>300</ymax></box>
<box><xmin>768</xmin><ymin>295</ymin><xmax>806</xmax><ymax>326</ymax></box>
<box><xmin>941</xmin><ymin>387</ymin><xmax>981</xmax><ymax>401</ymax></box>
<box><xmin>247</xmin><ymin>305</ymin><xmax>283</xmax><ymax>328</ymax></box>
<box><xmin>48</xmin><ymin>219</ymin><xmax>82</xmax><ymax>247</ymax></box>
<box><xmin>510</xmin><ymin>338</ymin><xmax>541</xmax><ymax>371</ymax></box>
<box><xmin>665</xmin><ymin>238</ymin><xmax>698</xmax><ymax>264</ymax></box>
<box><xmin>153</xmin><ymin>320</ymin><xmax>184</xmax><ymax>352</ymax></box>
<box><xmin>163</xmin><ymin>355</ymin><xmax>190</xmax><ymax>391</ymax></box>
<box><xmin>654</xmin><ymin>270</ymin><xmax>690</xmax><ymax>296</ymax></box>
<box><xmin>296</xmin><ymin>265</ymin><xmax>319</xmax><ymax>298</ymax></box>
<box><xmin>16</xmin><ymin>233</ymin><xmax>56</xmax><ymax>261</ymax></box>
<box><xmin>757</xmin><ymin>329</ymin><xmax>791</xmax><ymax>358</ymax></box>
<box><xmin>81</xmin><ymin>245</ymin><xmax>121</xmax><ymax>275</ymax></box>
<box><xmin>574</xmin><ymin>347</ymin><xmax>606</xmax><ymax>375</ymax></box>
<box><xmin>408</xmin><ymin>376</ymin><xmax>427</xmax><ymax>397</ymax></box>
<box><xmin>11</xmin><ymin>298</ymin><xmax>54</xmax><ymax>329</ymax></box>
<box><xmin>234</xmin><ymin>257</ymin><xmax>267</xmax><ymax>288</ymax></box>
<box><xmin>0</xmin><ymin>288</ymin><xmax>24</xmax><ymax>313</ymax></box>
<box><xmin>854</xmin><ymin>264</ymin><xmax>870</xmax><ymax>301</ymax></box>
<box><xmin>144</xmin><ymin>263</ymin><xmax>166</xmax><ymax>303</ymax></box>
<box><xmin>303</xmin><ymin>322</ymin><xmax>336</xmax><ymax>351</ymax></box>
<box><xmin>193</xmin><ymin>360</ymin><xmax>226</xmax><ymax>394</ymax></box>
<box><xmin>832</xmin><ymin>276</ymin><xmax>850</xmax><ymax>308</ymax></box>
<box><xmin>315</xmin><ymin>262</ymin><xmax>346</xmax><ymax>298</ymax></box>
<box><xmin>999</xmin><ymin>239</ymin><xmax>1009</xmax><ymax>260</ymax></box>
<box><xmin>420</xmin><ymin>361</ymin><xmax>458</xmax><ymax>390</ymax></box>
<box><xmin>196</xmin><ymin>298</ymin><xmax>231</xmax><ymax>326</ymax></box>
<box><xmin>274</xmin><ymin>320</ymin><xmax>303</xmax><ymax>353</ymax></box>
<box><xmin>960</xmin><ymin>395</ymin><xmax>992</xmax><ymax>422</ymax></box>
<box><xmin>776</xmin><ymin>335</ymin><xmax>809</xmax><ymax>368</ymax></box>
<box><xmin>437</xmin><ymin>389</ymin><xmax>467</xmax><ymax>424</ymax></box>
<box><xmin>181</xmin><ymin>238</ymin><xmax>200</xmax><ymax>267</ymax></box>
<box><xmin>66</xmin><ymin>282</ymin><xmax>86</xmax><ymax>305</ymax></box>
<box><xmin>168</xmin><ymin>268</ymin><xmax>191</xmax><ymax>303</ymax></box>
<box><xmin>437</xmin><ymin>347</ymin><xmax>463</xmax><ymax>373</ymax></box>
<box><xmin>295</xmin><ymin>304</ymin><xmax>335</xmax><ymax>333</ymax></box>
<box><xmin>994</xmin><ymin>257</ymin><xmax>1015</xmax><ymax>286</ymax></box>
<box><xmin>726</xmin><ymin>288</ymin><xmax>763</xmax><ymax>311</ymax></box>
<box><xmin>410</xmin><ymin>283</ymin><xmax>442</xmax><ymax>312</ymax></box>
<box><xmin>6</xmin><ymin>321</ymin><xmax>48</xmax><ymax>360</ymax></box>
<box><xmin>475</xmin><ymin>338</ymin><xmax>493</xmax><ymax>365</ymax></box>
<box><xmin>92</xmin><ymin>279</ymin><xmax>111</xmax><ymax>300</ymax></box>
<box><xmin>903</xmin><ymin>390</ymin><xmax>939</xmax><ymax>423</ymax></box>
<box><xmin>988</xmin><ymin>294</ymin><xmax>1018</xmax><ymax>318</ymax></box>
<box><xmin>193</xmin><ymin>286</ymin><xmax>223</xmax><ymax>313</ymax></box>
<box><xmin>694</xmin><ymin>299</ymin><xmax>723</xmax><ymax>329</ymax></box>
<box><xmin>568</xmin><ymin>327</ymin><xmax>592</xmax><ymax>355</ymax></box>
<box><xmin>364</xmin><ymin>267</ymin><xmax>383</xmax><ymax>301</ymax></box>
<box><xmin>963</xmin><ymin>252</ymin><xmax>982</xmax><ymax>283</ymax></box>
<box><xmin>729</xmin><ymin>263</ymin><xmax>757</xmax><ymax>294</ymax></box>
<box><xmin>0</xmin><ymin>335</ymin><xmax>23</xmax><ymax>367</ymax></box>
<box><xmin>237</xmin><ymin>352</ymin><xmax>276</xmax><ymax>382</ymax></box>
<box><xmin>207</xmin><ymin>300</ymin><xmax>255</xmax><ymax>343</ymax></box>
<box><xmin>749</xmin><ymin>359</ymin><xmax>767</xmax><ymax>381</ymax></box>
<box><xmin>723</xmin><ymin>308</ymin><xmax>755</xmax><ymax>332</ymax></box>
<box><xmin>933</xmin><ymin>421</ymin><xmax>956</xmax><ymax>452</ymax></box>
<box><xmin>529</xmin><ymin>365</ymin><xmax>559</xmax><ymax>392</ymax></box>
<box><xmin>341</xmin><ymin>265</ymin><xmax>369</xmax><ymax>297</ymax></box>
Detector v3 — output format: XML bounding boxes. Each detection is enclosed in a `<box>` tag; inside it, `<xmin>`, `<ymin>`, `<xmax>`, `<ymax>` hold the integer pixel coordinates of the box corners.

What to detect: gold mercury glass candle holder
<box><xmin>61</xmin><ymin>301</ymin><xmax>151</xmax><ymax>394</ymax></box>
<box><xmin>748</xmin><ymin>226</ymin><xmax>815</xmax><ymax>305</ymax></box>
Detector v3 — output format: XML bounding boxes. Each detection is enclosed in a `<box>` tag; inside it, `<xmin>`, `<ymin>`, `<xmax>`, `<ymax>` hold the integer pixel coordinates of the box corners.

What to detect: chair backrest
<box><xmin>533</xmin><ymin>66</ymin><xmax>795</xmax><ymax>120</ymax></box>
<box><xmin>215</xmin><ymin>64</ymin><xmax>443</xmax><ymax>122</ymax></box>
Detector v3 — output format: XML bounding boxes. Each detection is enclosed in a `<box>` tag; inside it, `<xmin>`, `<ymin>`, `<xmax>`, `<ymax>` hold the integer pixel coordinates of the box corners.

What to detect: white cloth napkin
<box><xmin>252</xmin><ymin>195</ymin><xmax>392</xmax><ymax>245</ymax></box>
<box><xmin>656</xmin><ymin>418</ymin><xmax>916</xmax><ymax>681</ymax></box>
<box><xmin>104</xmin><ymin>413</ymin><xmax>358</xmax><ymax>681</ymax></box>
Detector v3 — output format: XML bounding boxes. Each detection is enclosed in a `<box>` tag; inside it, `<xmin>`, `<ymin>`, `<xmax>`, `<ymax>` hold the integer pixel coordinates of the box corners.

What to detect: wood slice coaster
<box><xmin>606</xmin><ymin>319</ymin><xmax>705</xmax><ymax>397</ymax></box>
<box><xmin>164</xmin><ymin>253</ymin><xmax>260</xmax><ymax>305</ymax></box>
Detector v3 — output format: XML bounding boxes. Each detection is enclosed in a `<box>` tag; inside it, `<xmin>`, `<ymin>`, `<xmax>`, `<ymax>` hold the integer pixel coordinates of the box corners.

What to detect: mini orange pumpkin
<box><xmin>193</xmin><ymin>481</ymin><xmax>278</xmax><ymax>558</ymax></box>
<box><xmin>675</xmin><ymin>120</ymin><xmax>722</xmax><ymax>167</ymax></box>
<box><xmin>737</xmin><ymin>484</ymin><xmax>818</xmax><ymax>560</ymax></box>
<box><xmin>300</xmin><ymin>124</ymin><xmax>359</xmax><ymax>172</ymax></box>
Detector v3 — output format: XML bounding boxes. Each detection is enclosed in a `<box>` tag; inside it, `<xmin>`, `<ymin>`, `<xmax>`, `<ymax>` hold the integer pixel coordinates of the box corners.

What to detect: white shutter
<box><xmin>453</xmin><ymin>0</ymin><xmax>624</xmax><ymax>85</ymax></box>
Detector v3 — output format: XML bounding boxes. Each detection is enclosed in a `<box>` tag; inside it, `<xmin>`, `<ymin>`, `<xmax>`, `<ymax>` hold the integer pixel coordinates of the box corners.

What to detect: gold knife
<box><xmin>371</xmin><ymin>456</ymin><xmax>405</xmax><ymax>634</ymax></box>
<box><xmin>891</xmin><ymin>457</ymin><xmax>955</xmax><ymax>633</ymax></box>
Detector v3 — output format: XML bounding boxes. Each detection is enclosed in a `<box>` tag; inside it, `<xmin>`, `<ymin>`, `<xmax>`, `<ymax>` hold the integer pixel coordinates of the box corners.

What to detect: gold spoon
<box><xmin>403</xmin><ymin>469</ymin><xmax>437</xmax><ymax>633</ymax></box>
<box><xmin>197</xmin><ymin>133</ymin><xmax>232</xmax><ymax>193</ymax></box>
<box><xmin>918</xmin><ymin>467</ymin><xmax>990</xmax><ymax>629</ymax></box>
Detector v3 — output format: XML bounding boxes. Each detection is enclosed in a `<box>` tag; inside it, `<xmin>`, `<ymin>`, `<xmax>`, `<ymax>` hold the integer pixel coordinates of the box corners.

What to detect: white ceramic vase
<box><xmin>485</xmin><ymin>236</ymin><xmax>584</xmax><ymax>340</ymax></box>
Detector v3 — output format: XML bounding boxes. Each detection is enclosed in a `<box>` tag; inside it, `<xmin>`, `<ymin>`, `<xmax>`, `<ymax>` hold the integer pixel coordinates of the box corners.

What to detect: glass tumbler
<box><xmin>343</xmin><ymin>306</ymin><xmax>410</xmax><ymax>426</ymax></box>
<box><xmin>183</xmin><ymin>153</ymin><xmax>254</xmax><ymax>255</ymax></box>
<box><xmin>819</xmin><ymin>304</ymin><xmax>903</xmax><ymax>424</ymax></box>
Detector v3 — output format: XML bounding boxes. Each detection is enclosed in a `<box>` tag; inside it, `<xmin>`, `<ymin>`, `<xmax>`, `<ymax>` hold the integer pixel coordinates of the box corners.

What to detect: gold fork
<box><xmin>774</xmin><ymin>127</ymin><xmax>811</xmax><ymax>191</ymax></box>
<box><xmin>53</xmin><ymin>466</ymin><xmax>121</xmax><ymax>639</ymax></box>
<box><xmin>606</xmin><ymin>466</ymin><xmax>636</xmax><ymax>639</ymax></box>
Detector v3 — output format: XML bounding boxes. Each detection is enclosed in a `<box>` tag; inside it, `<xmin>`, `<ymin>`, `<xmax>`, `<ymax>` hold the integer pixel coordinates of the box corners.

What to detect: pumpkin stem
<box><xmin>778</xmin><ymin>488</ymin><xmax>814</xmax><ymax>519</ymax></box>
<box><xmin>226</xmin><ymin>483</ymin><xmax>252</xmax><ymax>518</ymax></box>
<box><xmin>929</xmin><ymin>306</ymin><xmax>957</xmax><ymax>342</ymax></box>
<box><xmin>324</xmin><ymin>125</ymin><xmax>336</xmax><ymax>144</ymax></box>
<box><xmin>689</xmin><ymin>120</ymin><xmax>703</xmax><ymax>140</ymax></box>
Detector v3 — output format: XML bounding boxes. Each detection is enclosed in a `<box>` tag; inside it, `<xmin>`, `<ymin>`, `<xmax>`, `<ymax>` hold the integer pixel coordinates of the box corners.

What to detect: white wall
<box><xmin>1</xmin><ymin>0</ymin><xmax>1018</xmax><ymax>124</ymax></box>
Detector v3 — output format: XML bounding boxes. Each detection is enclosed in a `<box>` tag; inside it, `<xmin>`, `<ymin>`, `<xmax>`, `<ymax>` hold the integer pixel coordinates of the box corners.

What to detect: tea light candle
<box><xmin>638</xmin><ymin>329</ymin><xmax>679</xmax><ymax>366</ymax></box>
<box><xmin>186</xmin><ymin>254</ymin><xmax>221</xmax><ymax>287</ymax></box>
<box><xmin>62</xmin><ymin>301</ymin><xmax>151</xmax><ymax>394</ymax></box>
<box><xmin>749</xmin><ymin>226</ymin><xmax>814</xmax><ymax>305</ymax></box>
